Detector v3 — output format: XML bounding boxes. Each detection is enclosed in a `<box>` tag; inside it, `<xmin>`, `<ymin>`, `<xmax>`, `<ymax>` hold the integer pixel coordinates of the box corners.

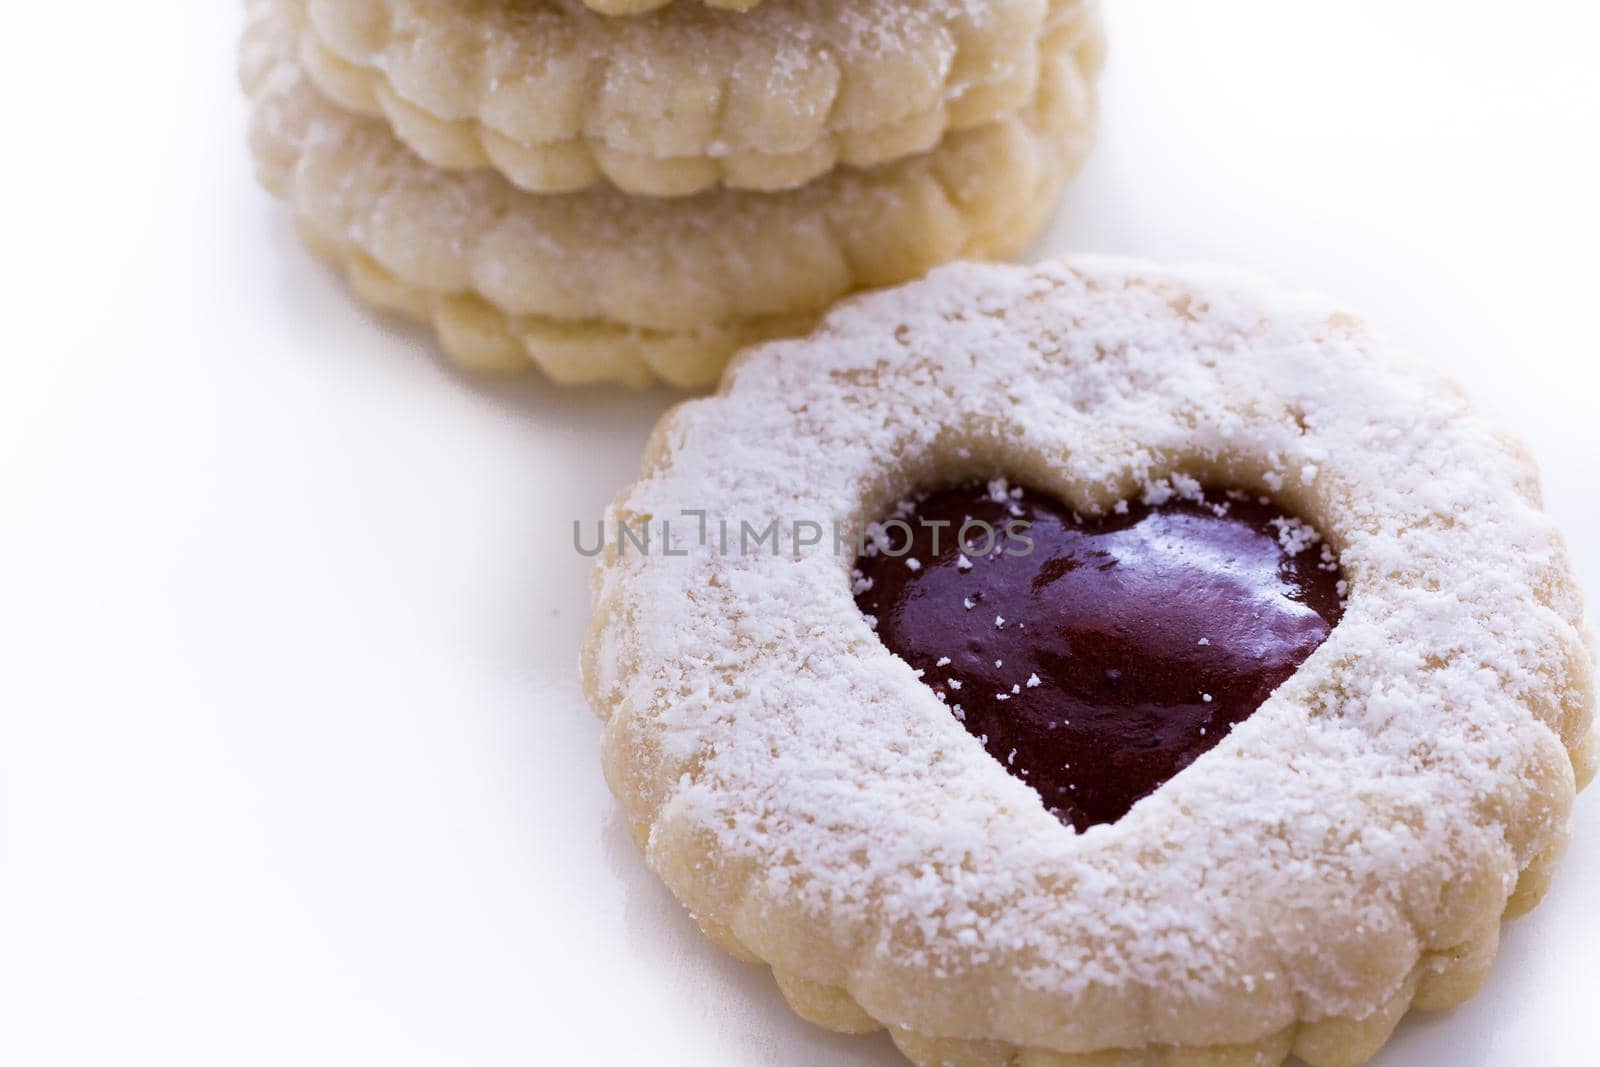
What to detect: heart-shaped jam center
<box><xmin>854</xmin><ymin>481</ymin><xmax>1344</xmax><ymax>831</ymax></box>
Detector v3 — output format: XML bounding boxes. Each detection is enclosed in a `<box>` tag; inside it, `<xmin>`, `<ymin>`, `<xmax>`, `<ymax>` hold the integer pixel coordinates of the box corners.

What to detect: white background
<box><xmin>2</xmin><ymin>2</ymin><xmax>1597</xmax><ymax>1064</ymax></box>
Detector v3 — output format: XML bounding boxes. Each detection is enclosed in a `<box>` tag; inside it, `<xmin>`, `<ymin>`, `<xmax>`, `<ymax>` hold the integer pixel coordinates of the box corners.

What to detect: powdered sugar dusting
<box><xmin>241</xmin><ymin>0</ymin><xmax>1102</xmax><ymax>388</ymax></box>
<box><xmin>291</xmin><ymin>0</ymin><xmax>1096</xmax><ymax>187</ymax></box>
<box><xmin>585</xmin><ymin>258</ymin><xmax>1593</xmax><ymax>1053</ymax></box>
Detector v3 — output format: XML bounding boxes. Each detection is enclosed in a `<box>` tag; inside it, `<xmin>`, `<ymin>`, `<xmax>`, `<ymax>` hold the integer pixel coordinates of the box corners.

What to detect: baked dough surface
<box><xmin>287</xmin><ymin>0</ymin><xmax>1102</xmax><ymax>195</ymax></box>
<box><xmin>240</xmin><ymin>0</ymin><xmax>1100</xmax><ymax>386</ymax></box>
<box><xmin>563</xmin><ymin>0</ymin><xmax>766</xmax><ymax>16</ymax></box>
<box><xmin>582</xmin><ymin>257</ymin><xmax>1595</xmax><ymax>1065</ymax></box>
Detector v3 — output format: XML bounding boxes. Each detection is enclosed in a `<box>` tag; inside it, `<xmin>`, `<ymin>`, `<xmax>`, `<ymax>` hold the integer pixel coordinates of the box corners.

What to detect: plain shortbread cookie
<box><xmin>582</xmin><ymin>257</ymin><xmax>1595</xmax><ymax>1065</ymax></box>
<box><xmin>288</xmin><ymin>0</ymin><xmax>1103</xmax><ymax>195</ymax></box>
<box><xmin>240</xmin><ymin>0</ymin><xmax>1100</xmax><ymax>387</ymax></box>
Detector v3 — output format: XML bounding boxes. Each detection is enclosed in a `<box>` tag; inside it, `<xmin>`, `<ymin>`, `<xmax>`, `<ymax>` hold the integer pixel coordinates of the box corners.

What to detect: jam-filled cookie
<box><xmin>583</xmin><ymin>258</ymin><xmax>1595</xmax><ymax>1065</ymax></box>
<box><xmin>240</xmin><ymin>0</ymin><xmax>1098</xmax><ymax>387</ymax></box>
<box><xmin>286</xmin><ymin>0</ymin><xmax>1101</xmax><ymax>195</ymax></box>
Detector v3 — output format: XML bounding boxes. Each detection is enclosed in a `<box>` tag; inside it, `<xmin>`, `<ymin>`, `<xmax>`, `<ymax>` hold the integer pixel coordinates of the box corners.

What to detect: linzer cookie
<box><xmin>240</xmin><ymin>0</ymin><xmax>1098</xmax><ymax>387</ymax></box>
<box><xmin>287</xmin><ymin>0</ymin><xmax>1102</xmax><ymax>195</ymax></box>
<box><xmin>582</xmin><ymin>257</ymin><xmax>1594</xmax><ymax>1066</ymax></box>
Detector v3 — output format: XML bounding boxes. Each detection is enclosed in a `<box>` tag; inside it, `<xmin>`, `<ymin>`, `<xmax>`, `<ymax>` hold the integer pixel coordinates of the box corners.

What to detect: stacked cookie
<box><xmin>241</xmin><ymin>0</ymin><xmax>1104</xmax><ymax>387</ymax></box>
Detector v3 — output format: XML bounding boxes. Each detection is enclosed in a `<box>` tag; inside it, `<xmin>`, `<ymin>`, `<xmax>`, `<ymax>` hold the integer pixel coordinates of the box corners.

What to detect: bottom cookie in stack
<box><xmin>238</xmin><ymin>0</ymin><xmax>1102</xmax><ymax>388</ymax></box>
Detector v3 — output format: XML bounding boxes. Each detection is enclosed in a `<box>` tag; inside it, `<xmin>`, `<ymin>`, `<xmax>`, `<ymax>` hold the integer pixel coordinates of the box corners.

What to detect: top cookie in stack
<box><xmin>241</xmin><ymin>0</ymin><xmax>1105</xmax><ymax>387</ymax></box>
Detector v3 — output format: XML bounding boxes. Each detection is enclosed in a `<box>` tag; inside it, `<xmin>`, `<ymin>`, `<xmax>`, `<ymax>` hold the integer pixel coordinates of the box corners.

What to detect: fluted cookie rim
<box><xmin>240</xmin><ymin>0</ymin><xmax>1098</xmax><ymax>386</ymax></box>
<box><xmin>581</xmin><ymin>257</ymin><xmax>1594</xmax><ymax>1063</ymax></box>
<box><xmin>286</xmin><ymin>0</ymin><xmax>1104</xmax><ymax>196</ymax></box>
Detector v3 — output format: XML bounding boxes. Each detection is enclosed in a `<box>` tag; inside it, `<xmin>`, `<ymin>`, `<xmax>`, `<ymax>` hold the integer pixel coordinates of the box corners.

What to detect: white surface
<box><xmin>2</xmin><ymin>2</ymin><xmax>1596</xmax><ymax>1064</ymax></box>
